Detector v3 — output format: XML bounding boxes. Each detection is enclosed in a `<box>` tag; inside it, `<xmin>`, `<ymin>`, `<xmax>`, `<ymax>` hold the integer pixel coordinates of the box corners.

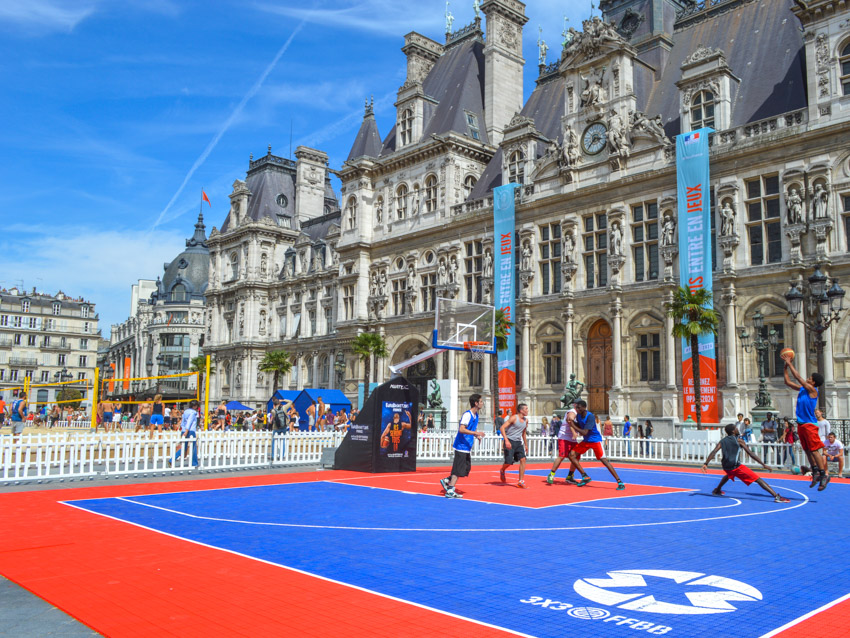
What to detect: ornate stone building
<box><xmin>204</xmin><ymin>147</ymin><xmax>342</xmax><ymax>405</ymax></box>
<box><xmin>107</xmin><ymin>215</ymin><xmax>208</xmax><ymax>399</ymax></box>
<box><xmin>207</xmin><ymin>0</ymin><xmax>850</xmax><ymax>429</ymax></box>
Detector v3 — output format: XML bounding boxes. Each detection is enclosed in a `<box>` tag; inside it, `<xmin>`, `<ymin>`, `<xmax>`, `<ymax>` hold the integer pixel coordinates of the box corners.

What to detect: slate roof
<box><xmin>379</xmin><ymin>37</ymin><xmax>488</xmax><ymax>156</ymax></box>
<box><xmin>469</xmin><ymin>0</ymin><xmax>806</xmax><ymax>199</ymax></box>
<box><xmin>157</xmin><ymin>213</ymin><xmax>209</xmax><ymax>302</ymax></box>
<box><xmin>220</xmin><ymin>153</ymin><xmax>297</xmax><ymax>232</ymax></box>
<box><xmin>347</xmin><ymin>106</ymin><xmax>383</xmax><ymax>161</ymax></box>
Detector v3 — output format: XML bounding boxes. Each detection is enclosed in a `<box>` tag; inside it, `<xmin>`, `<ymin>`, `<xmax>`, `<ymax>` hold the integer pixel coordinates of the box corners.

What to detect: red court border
<box><xmin>0</xmin><ymin>463</ymin><xmax>843</xmax><ymax>637</ymax></box>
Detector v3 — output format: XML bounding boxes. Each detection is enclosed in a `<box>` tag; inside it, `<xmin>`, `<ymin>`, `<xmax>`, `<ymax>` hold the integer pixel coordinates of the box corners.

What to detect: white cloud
<box><xmin>0</xmin><ymin>224</ymin><xmax>187</xmax><ymax>334</ymax></box>
<box><xmin>0</xmin><ymin>0</ymin><xmax>97</xmax><ymax>33</ymax></box>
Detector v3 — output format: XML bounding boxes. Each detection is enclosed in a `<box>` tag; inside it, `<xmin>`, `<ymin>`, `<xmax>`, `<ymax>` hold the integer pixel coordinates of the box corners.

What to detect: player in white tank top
<box><xmin>547</xmin><ymin>406</ymin><xmax>580</xmax><ymax>484</ymax></box>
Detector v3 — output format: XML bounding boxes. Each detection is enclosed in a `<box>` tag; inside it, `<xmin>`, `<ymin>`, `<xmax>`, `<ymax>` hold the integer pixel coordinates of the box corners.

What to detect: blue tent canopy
<box><xmin>265</xmin><ymin>390</ymin><xmax>300</xmax><ymax>415</ymax></box>
<box><xmin>293</xmin><ymin>389</ymin><xmax>352</xmax><ymax>431</ymax></box>
<box><xmin>225</xmin><ymin>400</ymin><xmax>253</xmax><ymax>411</ymax></box>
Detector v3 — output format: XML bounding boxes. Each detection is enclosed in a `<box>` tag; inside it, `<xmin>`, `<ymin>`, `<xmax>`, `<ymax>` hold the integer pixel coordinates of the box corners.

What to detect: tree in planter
<box><xmin>57</xmin><ymin>387</ymin><xmax>83</xmax><ymax>410</ymax></box>
<box><xmin>490</xmin><ymin>308</ymin><xmax>514</xmax><ymax>416</ymax></box>
<box><xmin>351</xmin><ymin>331</ymin><xmax>388</xmax><ymax>406</ymax></box>
<box><xmin>259</xmin><ymin>350</ymin><xmax>293</xmax><ymax>394</ymax></box>
<box><xmin>667</xmin><ymin>286</ymin><xmax>719</xmax><ymax>429</ymax></box>
<box><xmin>189</xmin><ymin>354</ymin><xmax>214</xmax><ymax>398</ymax></box>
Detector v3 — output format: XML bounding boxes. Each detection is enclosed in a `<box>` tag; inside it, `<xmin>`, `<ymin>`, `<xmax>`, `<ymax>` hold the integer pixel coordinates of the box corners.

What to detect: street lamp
<box><xmin>785</xmin><ymin>264</ymin><xmax>845</xmax><ymax>410</ymax></box>
<box><xmin>155</xmin><ymin>353</ymin><xmax>166</xmax><ymax>395</ymax></box>
<box><xmin>737</xmin><ymin>311</ymin><xmax>779</xmax><ymax>418</ymax></box>
<box><xmin>54</xmin><ymin>367</ymin><xmax>72</xmax><ymax>405</ymax></box>
<box><xmin>334</xmin><ymin>352</ymin><xmax>346</xmax><ymax>388</ymax></box>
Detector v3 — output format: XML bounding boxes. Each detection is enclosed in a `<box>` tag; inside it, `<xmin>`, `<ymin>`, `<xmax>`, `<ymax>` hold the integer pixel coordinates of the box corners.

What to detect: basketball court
<box><xmin>1</xmin><ymin>462</ymin><xmax>848</xmax><ymax>637</ymax></box>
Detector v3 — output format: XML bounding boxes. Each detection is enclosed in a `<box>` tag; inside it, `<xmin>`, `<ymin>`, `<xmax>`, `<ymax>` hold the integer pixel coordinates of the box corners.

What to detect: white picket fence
<box><xmin>0</xmin><ymin>431</ymin><xmax>819</xmax><ymax>483</ymax></box>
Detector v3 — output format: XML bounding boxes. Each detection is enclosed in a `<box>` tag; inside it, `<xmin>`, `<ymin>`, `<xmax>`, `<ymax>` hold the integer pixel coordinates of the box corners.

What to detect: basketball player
<box><xmin>547</xmin><ymin>403</ymin><xmax>580</xmax><ymax>485</ymax></box>
<box><xmin>702</xmin><ymin>423</ymin><xmax>791</xmax><ymax>503</ymax></box>
<box><xmin>567</xmin><ymin>400</ymin><xmax>626</xmax><ymax>490</ymax></box>
<box><xmin>440</xmin><ymin>394</ymin><xmax>485</xmax><ymax>499</ymax></box>
<box><xmin>783</xmin><ymin>357</ymin><xmax>829</xmax><ymax>490</ymax></box>
<box><xmin>499</xmin><ymin>403</ymin><xmax>530</xmax><ymax>488</ymax></box>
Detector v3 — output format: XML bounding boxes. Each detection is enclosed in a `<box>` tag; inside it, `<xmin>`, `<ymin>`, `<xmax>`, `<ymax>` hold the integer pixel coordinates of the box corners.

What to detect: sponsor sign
<box><xmin>494</xmin><ymin>183</ymin><xmax>518</xmax><ymax>416</ymax></box>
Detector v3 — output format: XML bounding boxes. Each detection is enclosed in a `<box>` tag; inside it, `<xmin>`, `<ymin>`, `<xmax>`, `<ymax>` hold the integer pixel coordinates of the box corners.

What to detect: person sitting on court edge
<box><xmin>824</xmin><ymin>433</ymin><xmax>844</xmax><ymax>478</ymax></box>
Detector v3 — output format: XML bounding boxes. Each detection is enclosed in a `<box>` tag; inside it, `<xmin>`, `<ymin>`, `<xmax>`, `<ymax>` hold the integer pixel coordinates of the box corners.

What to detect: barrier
<box><xmin>0</xmin><ymin>432</ymin><xmax>831</xmax><ymax>483</ymax></box>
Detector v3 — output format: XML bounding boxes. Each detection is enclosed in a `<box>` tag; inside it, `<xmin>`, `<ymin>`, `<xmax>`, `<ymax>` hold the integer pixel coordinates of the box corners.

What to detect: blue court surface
<box><xmin>65</xmin><ymin>465</ymin><xmax>850</xmax><ymax>637</ymax></box>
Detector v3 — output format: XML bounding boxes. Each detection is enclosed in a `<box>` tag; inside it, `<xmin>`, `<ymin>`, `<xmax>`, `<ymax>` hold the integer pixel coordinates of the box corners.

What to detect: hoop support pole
<box><xmin>388</xmin><ymin>347</ymin><xmax>441</xmax><ymax>376</ymax></box>
<box><xmin>204</xmin><ymin>354</ymin><xmax>210</xmax><ymax>431</ymax></box>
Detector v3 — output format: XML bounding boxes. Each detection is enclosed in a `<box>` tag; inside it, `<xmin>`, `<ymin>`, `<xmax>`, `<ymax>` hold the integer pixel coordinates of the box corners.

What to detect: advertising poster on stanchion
<box><xmin>334</xmin><ymin>376</ymin><xmax>419</xmax><ymax>473</ymax></box>
<box><xmin>494</xmin><ymin>183</ymin><xmax>519</xmax><ymax>417</ymax></box>
<box><xmin>676</xmin><ymin>127</ymin><xmax>719</xmax><ymax>423</ymax></box>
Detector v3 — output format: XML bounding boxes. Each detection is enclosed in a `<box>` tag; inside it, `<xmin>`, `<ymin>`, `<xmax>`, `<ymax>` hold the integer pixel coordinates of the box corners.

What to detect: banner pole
<box><xmin>204</xmin><ymin>355</ymin><xmax>210</xmax><ymax>431</ymax></box>
<box><xmin>91</xmin><ymin>367</ymin><xmax>99</xmax><ymax>430</ymax></box>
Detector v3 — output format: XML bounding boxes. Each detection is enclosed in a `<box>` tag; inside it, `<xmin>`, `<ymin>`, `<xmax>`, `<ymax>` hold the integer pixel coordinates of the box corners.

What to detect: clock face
<box><xmin>582</xmin><ymin>122</ymin><xmax>608</xmax><ymax>155</ymax></box>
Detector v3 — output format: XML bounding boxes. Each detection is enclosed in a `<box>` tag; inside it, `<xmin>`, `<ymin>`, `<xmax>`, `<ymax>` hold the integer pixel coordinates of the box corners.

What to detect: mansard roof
<box><xmin>156</xmin><ymin>213</ymin><xmax>209</xmax><ymax>302</ymax></box>
<box><xmin>380</xmin><ymin>38</ymin><xmax>488</xmax><ymax>155</ymax></box>
<box><xmin>347</xmin><ymin>102</ymin><xmax>383</xmax><ymax>161</ymax></box>
<box><xmin>220</xmin><ymin>151</ymin><xmax>296</xmax><ymax>232</ymax></box>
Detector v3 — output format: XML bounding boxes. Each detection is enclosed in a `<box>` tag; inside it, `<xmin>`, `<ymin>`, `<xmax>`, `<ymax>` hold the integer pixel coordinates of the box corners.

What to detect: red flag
<box><xmin>202</xmin><ymin>190</ymin><xmax>211</xmax><ymax>207</ymax></box>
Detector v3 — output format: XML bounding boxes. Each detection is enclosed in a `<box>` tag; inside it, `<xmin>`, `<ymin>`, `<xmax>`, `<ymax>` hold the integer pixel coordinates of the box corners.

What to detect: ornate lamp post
<box><xmin>155</xmin><ymin>353</ymin><xmax>166</xmax><ymax>395</ymax></box>
<box><xmin>54</xmin><ymin>367</ymin><xmax>73</xmax><ymax>406</ymax></box>
<box><xmin>737</xmin><ymin>311</ymin><xmax>778</xmax><ymax>433</ymax></box>
<box><xmin>334</xmin><ymin>352</ymin><xmax>346</xmax><ymax>389</ymax></box>
<box><xmin>785</xmin><ymin>264</ymin><xmax>845</xmax><ymax>410</ymax></box>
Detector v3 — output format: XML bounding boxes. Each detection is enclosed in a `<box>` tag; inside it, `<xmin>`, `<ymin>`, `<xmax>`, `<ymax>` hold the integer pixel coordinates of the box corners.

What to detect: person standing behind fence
<box><xmin>171</xmin><ymin>399</ymin><xmax>200</xmax><ymax>467</ymax></box>
<box><xmin>603</xmin><ymin>416</ymin><xmax>614</xmax><ymax>449</ymax></box>
<box><xmin>781</xmin><ymin>418</ymin><xmax>797</xmax><ymax>467</ymax></box>
<box><xmin>269</xmin><ymin>397</ymin><xmax>291</xmax><ymax>460</ymax></box>
<box><xmin>623</xmin><ymin>415</ymin><xmax>632</xmax><ymax>455</ymax></box>
<box><xmin>636</xmin><ymin>421</ymin><xmax>645</xmax><ymax>455</ymax></box>
<box><xmin>149</xmin><ymin>395</ymin><xmax>165</xmax><ymax>437</ymax></box>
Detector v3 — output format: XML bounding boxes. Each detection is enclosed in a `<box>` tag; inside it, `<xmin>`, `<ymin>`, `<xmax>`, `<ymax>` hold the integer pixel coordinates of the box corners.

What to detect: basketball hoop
<box><xmin>463</xmin><ymin>341</ymin><xmax>490</xmax><ymax>360</ymax></box>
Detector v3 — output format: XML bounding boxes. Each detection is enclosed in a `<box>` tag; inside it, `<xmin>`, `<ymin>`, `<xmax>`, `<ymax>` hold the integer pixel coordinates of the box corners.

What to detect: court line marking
<box><xmin>759</xmin><ymin>591</ymin><xmax>850</xmax><ymax>638</ymax></box>
<box><xmin>59</xmin><ymin>502</ymin><xmax>534</xmax><ymax>638</ymax></box>
<box><xmin>93</xmin><ymin>486</ymin><xmax>808</xmax><ymax>532</ymax></box>
<box><xmin>564</xmin><ymin>497</ymin><xmax>742</xmax><ymax>511</ymax></box>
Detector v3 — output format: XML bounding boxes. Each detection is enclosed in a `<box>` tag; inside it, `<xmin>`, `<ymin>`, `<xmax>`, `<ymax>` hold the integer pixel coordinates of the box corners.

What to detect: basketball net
<box><xmin>464</xmin><ymin>341</ymin><xmax>489</xmax><ymax>360</ymax></box>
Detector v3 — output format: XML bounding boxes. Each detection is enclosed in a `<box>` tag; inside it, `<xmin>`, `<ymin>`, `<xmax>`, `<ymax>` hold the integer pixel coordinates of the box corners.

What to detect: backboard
<box><xmin>433</xmin><ymin>297</ymin><xmax>496</xmax><ymax>354</ymax></box>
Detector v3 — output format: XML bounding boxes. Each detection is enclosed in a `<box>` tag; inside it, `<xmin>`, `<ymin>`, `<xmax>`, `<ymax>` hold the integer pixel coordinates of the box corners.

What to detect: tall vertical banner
<box><xmin>123</xmin><ymin>357</ymin><xmax>131</xmax><ymax>390</ymax></box>
<box><xmin>676</xmin><ymin>128</ymin><xmax>718</xmax><ymax>423</ymax></box>
<box><xmin>494</xmin><ymin>183</ymin><xmax>519</xmax><ymax>417</ymax></box>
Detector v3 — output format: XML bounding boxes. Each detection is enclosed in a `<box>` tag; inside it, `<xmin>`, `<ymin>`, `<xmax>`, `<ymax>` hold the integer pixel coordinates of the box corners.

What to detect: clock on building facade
<box><xmin>582</xmin><ymin>122</ymin><xmax>607</xmax><ymax>155</ymax></box>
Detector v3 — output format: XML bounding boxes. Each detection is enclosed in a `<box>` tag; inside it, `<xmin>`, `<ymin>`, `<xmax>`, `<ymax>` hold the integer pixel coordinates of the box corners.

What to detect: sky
<box><xmin>0</xmin><ymin>0</ymin><xmax>593</xmax><ymax>337</ymax></box>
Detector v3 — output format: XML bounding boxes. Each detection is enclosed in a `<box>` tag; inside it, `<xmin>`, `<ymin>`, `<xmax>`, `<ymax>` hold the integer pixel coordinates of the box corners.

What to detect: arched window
<box><xmin>463</xmin><ymin>175</ymin><xmax>477</xmax><ymax>198</ymax></box>
<box><xmin>229</xmin><ymin>252</ymin><xmax>239</xmax><ymax>280</ymax></box>
<box><xmin>345</xmin><ymin>196</ymin><xmax>357</xmax><ymax>230</ymax></box>
<box><xmin>396</xmin><ymin>184</ymin><xmax>409</xmax><ymax>220</ymax></box>
<box><xmin>320</xmin><ymin>355</ymin><xmax>330</xmax><ymax>386</ymax></box>
<box><xmin>399</xmin><ymin>108</ymin><xmax>413</xmax><ymax>146</ymax></box>
<box><xmin>841</xmin><ymin>41</ymin><xmax>850</xmax><ymax>96</ymax></box>
<box><xmin>170</xmin><ymin>284</ymin><xmax>187</xmax><ymax>302</ymax></box>
<box><xmin>690</xmin><ymin>90</ymin><xmax>715</xmax><ymax>130</ymax></box>
<box><xmin>509</xmin><ymin>150</ymin><xmax>525</xmax><ymax>185</ymax></box>
<box><xmin>424</xmin><ymin>174</ymin><xmax>438</xmax><ymax>212</ymax></box>
<box><xmin>375</xmin><ymin>196</ymin><xmax>384</xmax><ymax>224</ymax></box>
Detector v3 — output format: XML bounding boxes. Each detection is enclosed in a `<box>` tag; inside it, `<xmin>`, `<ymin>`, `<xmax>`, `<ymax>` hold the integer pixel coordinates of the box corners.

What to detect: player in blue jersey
<box><xmin>783</xmin><ymin>357</ymin><xmax>828</xmax><ymax>490</ymax></box>
<box><xmin>440</xmin><ymin>394</ymin><xmax>485</xmax><ymax>499</ymax></box>
<box><xmin>567</xmin><ymin>400</ymin><xmax>626</xmax><ymax>490</ymax></box>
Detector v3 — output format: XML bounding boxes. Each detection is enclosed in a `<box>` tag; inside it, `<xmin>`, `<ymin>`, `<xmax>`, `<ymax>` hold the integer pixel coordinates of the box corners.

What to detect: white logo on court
<box><xmin>573</xmin><ymin>570</ymin><xmax>763</xmax><ymax>615</ymax></box>
<box><xmin>567</xmin><ymin>607</ymin><xmax>610</xmax><ymax>620</ymax></box>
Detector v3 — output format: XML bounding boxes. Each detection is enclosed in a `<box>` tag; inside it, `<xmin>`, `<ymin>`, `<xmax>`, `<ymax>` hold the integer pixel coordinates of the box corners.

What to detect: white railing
<box><xmin>0</xmin><ymin>432</ymin><xmax>822</xmax><ymax>483</ymax></box>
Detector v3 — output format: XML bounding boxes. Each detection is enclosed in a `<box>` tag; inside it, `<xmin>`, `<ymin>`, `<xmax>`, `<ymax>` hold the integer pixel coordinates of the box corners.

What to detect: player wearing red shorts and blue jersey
<box><xmin>701</xmin><ymin>423</ymin><xmax>790</xmax><ymax>503</ymax></box>
<box><xmin>567</xmin><ymin>400</ymin><xmax>626</xmax><ymax>490</ymax></box>
<box><xmin>784</xmin><ymin>358</ymin><xmax>829</xmax><ymax>491</ymax></box>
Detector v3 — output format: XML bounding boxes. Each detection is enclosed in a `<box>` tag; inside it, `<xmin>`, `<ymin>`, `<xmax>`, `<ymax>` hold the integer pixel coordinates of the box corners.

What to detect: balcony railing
<box><xmin>9</xmin><ymin>357</ymin><xmax>38</xmax><ymax>367</ymax></box>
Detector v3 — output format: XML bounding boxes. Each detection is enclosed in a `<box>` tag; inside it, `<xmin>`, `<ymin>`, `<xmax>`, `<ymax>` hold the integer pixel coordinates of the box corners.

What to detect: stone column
<box><xmin>520</xmin><ymin>310</ymin><xmax>531</xmax><ymax>392</ymax></box>
<box><xmin>665</xmin><ymin>301</ymin><xmax>677</xmax><ymax>389</ymax></box>
<box><xmin>823</xmin><ymin>325</ymin><xmax>834</xmax><ymax>385</ymax></box>
<box><xmin>482</xmin><ymin>351</ymin><xmax>491</xmax><ymax>394</ymax></box>
<box><xmin>562</xmin><ymin>303</ymin><xmax>574</xmax><ymax>381</ymax></box>
<box><xmin>312</xmin><ymin>351</ymin><xmax>319</xmax><ymax>389</ymax></box>
<box><xmin>447</xmin><ymin>349</ymin><xmax>456</xmax><ymax>385</ymax></box>
<box><xmin>612</xmin><ymin>299</ymin><xmax>622</xmax><ymax>389</ymax></box>
<box><xmin>724</xmin><ymin>292</ymin><xmax>738</xmax><ymax>387</ymax></box>
<box><xmin>794</xmin><ymin>320</ymin><xmax>807</xmax><ymax>377</ymax></box>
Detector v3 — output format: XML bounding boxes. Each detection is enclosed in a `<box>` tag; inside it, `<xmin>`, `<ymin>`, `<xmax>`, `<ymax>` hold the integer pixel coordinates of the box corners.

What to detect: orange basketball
<box><xmin>381</xmin><ymin>436</ymin><xmax>390</xmax><ymax>448</ymax></box>
<box><xmin>780</xmin><ymin>347</ymin><xmax>795</xmax><ymax>362</ymax></box>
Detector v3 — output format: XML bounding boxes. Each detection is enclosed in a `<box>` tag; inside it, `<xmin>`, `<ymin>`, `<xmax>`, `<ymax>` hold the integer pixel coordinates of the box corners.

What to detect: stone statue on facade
<box><xmin>580</xmin><ymin>67</ymin><xmax>607</xmax><ymax>107</ymax></box>
<box><xmin>483</xmin><ymin>248</ymin><xmax>493</xmax><ymax>279</ymax></box>
<box><xmin>448</xmin><ymin>255</ymin><xmax>459</xmax><ymax>284</ymax></box>
<box><xmin>259</xmin><ymin>309</ymin><xmax>267</xmax><ymax>335</ymax></box>
<box><xmin>239</xmin><ymin>308</ymin><xmax>245</xmax><ymax>336</ymax></box>
<box><xmin>369</xmin><ymin>272</ymin><xmax>379</xmax><ymax>297</ymax></box>
<box><xmin>375</xmin><ymin>199</ymin><xmax>383</xmax><ymax>224</ymax></box>
<box><xmin>661</xmin><ymin>214</ymin><xmax>676</xmax><ymax>247</ymax></box>
<box><xmin>378</xmin><ymin>271</ymin><xmax>388</xmax><ymax>297</ymax></box>
<box><xmin>284</xmin><ymin>258</ymin><xmax>293</xmax><ymax>278</ymax></box>
<box><xmin>609</xmin><ymin>222</ymin><xmax>623</xmax><ymax>256</ymax></box>
<box><xmin>260</xmin><ymin>253</ymin><xmax>268</xmax><ymax>277</ymax></box>
<box><xmin>437</xmin><ymin>258</ymin><xmax>448</xmax><ymax>285</ymax></box>
<box><xmin>520</xmin><ymin>241</ymin><xmax>533</xmax><ymax>271</ymax></box>
<box><xmin>720</xmin><ymin>200</ymin><xmax>736</xmax><ymax>237</ymax></box>
<box><xmin>563</xmin><ymin>231</ymin><xmax>576</xmax><ymax>264</ymax></box>
<box><xmin>411</xmin><ymin>189</ymin><xmax>420</xmax><ymax>216</ymax></box>
<box><xmin>406</xmin><ymin>265</ymin><xmax>417</xmax><ymax>292</ymax></box>
<box><xmin>811</xmin><ymin>182</ymin><xmax>829</xmax><ymax>220</ymax></box>
<box><xmin>786</xmin><ymin>187</ymin><xmax>804</xmax><ymax>224</ymax></box>
<box><xmin>560</xmin><ymin>374</ymin><xmax>585</xmax><ymax>407</ymax></box>
<box><xmin>562</xmin><ymin>125</ymin><xmax>581</xmax><ymax>167</ymax></box>
<box><xmin>607</xmin><ymin>111</ymin><xmax>630</xmax><ymax>159</ymax></box>
<box><xmin>300</xmin><ymin>250</ymin><xmax>309</xmax><ymax>273</ymax></box>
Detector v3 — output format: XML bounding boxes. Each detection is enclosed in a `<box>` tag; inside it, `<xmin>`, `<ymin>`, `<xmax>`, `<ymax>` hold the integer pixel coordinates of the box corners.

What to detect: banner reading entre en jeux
<box><xmin>675</xmin><ymin>128</ymin><xmax>718</xmax><ymax>423</ymax></box>
<box><xmin>494</xmin><ymin>183</ymin><xmax>518</xmax><ymax>417</ymax></box>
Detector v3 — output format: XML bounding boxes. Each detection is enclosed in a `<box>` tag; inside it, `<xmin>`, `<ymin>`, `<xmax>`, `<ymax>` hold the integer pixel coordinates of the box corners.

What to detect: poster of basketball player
<box><xmin>380</xmin><ymin>401</ymin><xmax>413</xmax><ymax>460</ymax></box>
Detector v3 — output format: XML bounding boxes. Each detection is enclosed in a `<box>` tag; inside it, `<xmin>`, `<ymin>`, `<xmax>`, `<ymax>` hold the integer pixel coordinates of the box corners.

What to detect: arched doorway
<box><xmin>391</xmin><ymin>340</ymin><xmax>436</xmax><ymax>404</ymax></box>
<box><xmin>587</xmin><ymin>319</ymin><xmax>613</xmax><ymax>414</ymax></box>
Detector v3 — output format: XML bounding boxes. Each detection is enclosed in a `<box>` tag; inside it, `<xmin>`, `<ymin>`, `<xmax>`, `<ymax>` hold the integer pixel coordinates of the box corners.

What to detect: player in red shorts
<box><xmin>702</xmin><ymin>423</ymin><xmax>790</xmax><ymax>503</ymax></box>
<box><xmin>784</xmin><ymin>358</ymin><xmax>829</xmax><ymax>490</ymax></box>
<box><xmin>567</xmin><ymin>400</ymin><xmax>626</xmax><ymax>490</ymax></box>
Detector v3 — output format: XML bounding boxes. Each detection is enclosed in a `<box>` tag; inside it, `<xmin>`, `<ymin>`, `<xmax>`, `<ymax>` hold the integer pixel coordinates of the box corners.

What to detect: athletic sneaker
<box><xmin>818</xmin><ymin>473</ymin><xmax>831</xmax><ymax>491</ymax></box>
<box><xmin>577</xmin><ymin>476</ymin><xmax>592</xmax><ymax>487</ymax></box>
<box><xmin>712</xmin><ymin>489</ymin><xmax>725</xmax><ymax>496</ymax></box>
<box><xmin>546</xmin><ymin>471</ymin><xmax>555</xmax><ymax>485</ymax></box>
<box><xmin>565</xmin><ymin>475</ymin><xmax>579</xmax><ymax>485</ymax></box>
<box><xmin>774</xmin><ymin>495</ymin><xmax>791</xmax><ymax>503</ymax></box>
<box><xmin>517</xmin><ymin>480</ymin><xmax>528</xmax><ymax>489</ymax></box>
<box><xmin>445</xmin><ymin>489</ymin><xmax>463</xmax><ymax>499</ymax></box>
<box><xmin>499</xmin><ymin>468</ymin><xmax>506</xmax><ymax>483</ymax></box>
<box><xmin>616</xmin><ymin>481</ymin><xmax>626</xmax><ymax>491</ymax></box>
<box><xmin>439</xmin><ymin>477</ymin><xmax>450</xmax><ymax>493</ymax></box>
<box><xmin>810</xmin><ymin>471</ymin><xmax>821</xmax><ymax>488</ymax></box>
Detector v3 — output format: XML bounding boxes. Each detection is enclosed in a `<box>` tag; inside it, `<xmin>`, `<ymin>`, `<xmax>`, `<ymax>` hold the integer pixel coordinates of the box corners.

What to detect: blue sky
<box><xmin>0</xmin><ymin>0</ymin><xmax>592</xmax><ymax>336</ymax></box>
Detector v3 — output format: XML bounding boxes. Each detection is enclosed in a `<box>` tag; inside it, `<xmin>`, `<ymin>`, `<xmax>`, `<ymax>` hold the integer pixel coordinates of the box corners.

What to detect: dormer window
<box><xmin>396</xmin><ymin>184</ymin><xmax>409</xmax><ymax>220</ymax></box>
<box><xmin>21</xmin><ymin>300</ymin><xmax>30</xmax><ymax>313</ymax></box>
<box><xmin>690</xmin><ymin>90</ymin><xmax>715</xmax><ymax>130</ymax></box>
<box><xmin>463</xmin><ymin>175</ymin><xmax>477</xmax><ymax>198</ymax></box>
<box><xmin>52</xmin><ymin>302</ymin><xmax>61</xmax><ymax>315</ymax></box>
<box><xmin>171</xmin><ymin>284</ymin><xmax>187</xmax><ymax>302</ymax></box>
<box><xmin>81</xmin><ymin>305</ymin><xmax>90</xmax><ymax>318</ymax></box>
<box><xmin>466</xmin><ymin>112</ymin><xmax>481</xmax><ymax>141</ymax></box>
<box><xmin>276</xmin><ymin>193</ymin><xmax>288</xmax><ymax>208</ymax></box>
<box><xmin>424</xmin><ymin>175</ymin><xmax>437</xmax><ymax>212</ymax></box>
<box><xmin>399</xmin><ymin>108</ymin><xmax>413</xmax><ymax>146</ymax></box>
<box><xmin>841</xmin><ymin>41</ymin><xmax>850</xmax><ymax>96</ymax></box>
<box><xmin>509</xmin><ymin>150</ymin><xmax>525</xmax><ymax>186</ymax></box>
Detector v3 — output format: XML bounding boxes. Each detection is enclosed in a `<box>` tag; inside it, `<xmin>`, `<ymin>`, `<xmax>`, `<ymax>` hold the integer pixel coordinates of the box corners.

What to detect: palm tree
<box><xmin>189</xmin><ymin>354</ymin><xmax>214</xmax><ymax>398</ymax></box>
<box><xmin>351</xmin><ymin>331</ymin><xmax>388</xmax><ymax>404</ymax></box>
<box><xmin>667</xmin><ymin>286</ymin><xmax>719</xmax><ymax>429</ymax></box>
<box><xmin>491</xmin><ymin>308</ymin><xmax>513</xmax><ymax>416</ymax></box>
<box><xmin>259</xmin><ymin>350</ymin><xmax>293</xmax><ymax>393</ymax></box>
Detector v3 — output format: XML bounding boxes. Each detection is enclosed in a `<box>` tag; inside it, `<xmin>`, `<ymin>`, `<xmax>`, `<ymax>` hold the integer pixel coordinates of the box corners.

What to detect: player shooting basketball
<box><xmin>782</xmin><ymin>350</ymin><xmax>829</xmax><ymax>491</ymax></box>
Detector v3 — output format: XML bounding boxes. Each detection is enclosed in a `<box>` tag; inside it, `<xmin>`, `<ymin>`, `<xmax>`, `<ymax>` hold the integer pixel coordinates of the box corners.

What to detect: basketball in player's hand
<box><xmin>381</xmin><ymin>436</ymin><xmax>390</xmax><ymax>448</ymax></box>
<box><xmin>780</xmin><ymin>347</ymin><xmax>795</xmax><ymax>362</ymax></box>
